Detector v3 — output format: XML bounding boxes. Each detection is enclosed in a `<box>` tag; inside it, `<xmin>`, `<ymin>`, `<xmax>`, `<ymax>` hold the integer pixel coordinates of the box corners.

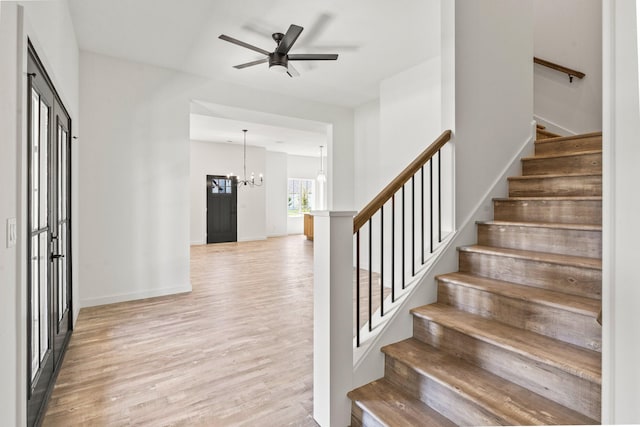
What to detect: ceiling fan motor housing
<box><xmin>269</xmin><ymin>52</ymin><xmax>288</xmax><ymax>70</ymax></box>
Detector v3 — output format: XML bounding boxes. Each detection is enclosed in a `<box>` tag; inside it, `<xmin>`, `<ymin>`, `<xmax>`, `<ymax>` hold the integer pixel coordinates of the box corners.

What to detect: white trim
<box><xmin>266</xmin><ymin>233</ymin><xmax>289</xmax><ymax>238</ymax></box>
<box><xmin>80</xmin><ymin>284</ymin><xmax>192</xmax><ymax>308</ymax></box>
<box><xmin>238</xmin><ymin>236</ymin><xmax>267</xmax><ymax>242</ymax></box>
<box><xmin>533</xmin><ymin>114</ymin><xmax>577</xmax><ymax>136</ymax></box>
<box><xmin>15</xmin><ymin>6</ymin><xmax>27</xmax><ymax>426</ymax></box>
<box><xmin>601</xmin><ymin>1</ymin><xmax>614</xmax><ymax>422</ymax></box>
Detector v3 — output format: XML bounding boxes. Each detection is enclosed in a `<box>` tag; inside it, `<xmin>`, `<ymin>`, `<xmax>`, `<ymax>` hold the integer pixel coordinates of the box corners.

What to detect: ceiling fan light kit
<box><xmin>269</xmin><ymin>51</ymin><xmax>289</xmax><ymax>73</ymax></box>
<box><xmin>219</xmin><ymin>24</ymin><xmax>339</xmax><ymax>77</ymax></box>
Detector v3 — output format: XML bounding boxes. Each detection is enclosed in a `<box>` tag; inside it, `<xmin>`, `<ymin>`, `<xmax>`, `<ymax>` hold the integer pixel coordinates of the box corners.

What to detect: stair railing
<box><xmin>533</xmin><ymin>56</ymin><xmax>585</xmax><ymax>83</ymax></box>
<box><xmin>353</xmin><ymin>130</ymin><xmax>453</xmax><ymax>347</ymax></box>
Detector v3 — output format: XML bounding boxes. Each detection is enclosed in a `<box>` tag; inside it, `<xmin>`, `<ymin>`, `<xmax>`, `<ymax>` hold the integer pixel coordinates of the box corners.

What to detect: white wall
<box><xmin>602</xmin><ymin>0</ymin><xmax>640</xmax><ymax>423</ymax></box>
<box><xmin>455</xmin><ymin>0</ymin><xmax>534</xmax><ymax>225</ymax></box>
<box><xmin>78</xmin><ymin>50</ymin><xmax>353</xmax><ymax>307</ymax></box>
<box><xmin>0</xmin><ymin>6</ymin><xmax>21</xmax><ymax>426</ymax></box>
<box><xmin>354</xmin><ymin>100</ymin><xmax>381</xmax><ymax>210</ymax></box>
<box><xmin>379</xmin><ymin>57</ymin><xmax>443</xmax><ymax>186</ymax></box>
<box><xmin>287</xmin><ymin>154</ymin><xmax>319</xmax><ymax>235</ymax></box>
<box><xmin>534</xmin><ymin>0</ymin><xmax>602</xmax><ymax>134</ymax></box>
<box><xmin>0</xmin><ymin>1</ymin><xmax>80</xmax><ymax>425</ymax></box>
<box><xmin>79</xmin><ymin>53</ymin><xmax>191</xmax><ymax>307</ymax></box>
<box><xmin>190</xmin><ymin>140</ymin><xmax>267</xmax><ymax>244</ymax></box>
<box><xmin>266</xmin><ymin>151</ymin><xmax>288</xmax><ymax>237</ymax></box>
<box><xmin>353</xmin><ymin>58</ymin><xmax>444</xmax><ymax>212</ymax></box>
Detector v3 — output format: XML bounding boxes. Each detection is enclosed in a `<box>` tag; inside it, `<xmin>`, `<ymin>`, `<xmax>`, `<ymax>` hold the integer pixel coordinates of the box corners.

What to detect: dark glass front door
<box><xmin>206</xmin><ymin>175</ymin><xmax>237</xmax><ymax>243</ymax></box>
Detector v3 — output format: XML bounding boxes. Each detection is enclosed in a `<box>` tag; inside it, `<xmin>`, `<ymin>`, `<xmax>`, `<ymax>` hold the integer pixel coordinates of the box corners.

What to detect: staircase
<box><xmin>348</xmin><ymin>131</ymin><xmax>603</xmax><ymax>426</ymax></box>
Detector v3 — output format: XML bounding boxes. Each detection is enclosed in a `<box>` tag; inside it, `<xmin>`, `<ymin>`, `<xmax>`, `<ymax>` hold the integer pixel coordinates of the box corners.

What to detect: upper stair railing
<box><xmin>533</xmin><ymin>56</ymin><xmax>586</xmax><ymax>83</ymax></box>
<box><xmin>353</xmin><ymin>130</ymin><xmax>453</xmax><ymax>347</ymax></box>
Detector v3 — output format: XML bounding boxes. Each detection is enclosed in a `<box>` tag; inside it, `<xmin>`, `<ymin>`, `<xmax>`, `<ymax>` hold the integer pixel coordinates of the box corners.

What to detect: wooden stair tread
<box><xmin>459</xmin><ymin>245</ymin><xmax>602</xmax><ymax>270</ymax></box>
<box><xmin>348</xmin><ymin>378</ymin><xmax>456</xmax><ymax>427</ymax></box>
<box><xmin>410</xmin><ymin>303</ymin><xmax>601</xmax><ymax>384</ymax></box>
<box><xmin>477</xmin><ymin>220</ymin><xmax>602</xmax><ymax>232</ymax></box>
<box><xmin>382</xmin><ymin>338</ymin><xmax>597</xmax><ymax>426</ymax></box>
<box><xmin>437</xmin><ymin>272</ymin><xmax>600</xmax><ymax>316</ymax></box>
<box><xmin>522</xmin><ymin>149</ymin><xmax>602</xmax><ymax>161</ymax></box>
<box><xmin>534</xmin><ymin>131</ymin><xmax>602</xmax><ymax>144</ymax></box>
<box><xmin>494</xmin><ymin>196</ymin><xmax>602</xmax><ymax>202</ymax></box>
<box><xmin>509</xmin><ymin>172</ymin><xmax>601</xmax><ymax>181</ymax></box>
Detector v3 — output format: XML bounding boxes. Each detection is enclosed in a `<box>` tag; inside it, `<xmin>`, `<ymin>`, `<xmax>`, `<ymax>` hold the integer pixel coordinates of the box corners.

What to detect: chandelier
<box><xmin>229</xmin><ymin>129</ymin><xmax>263</xmax><ymax>187</ymax></box>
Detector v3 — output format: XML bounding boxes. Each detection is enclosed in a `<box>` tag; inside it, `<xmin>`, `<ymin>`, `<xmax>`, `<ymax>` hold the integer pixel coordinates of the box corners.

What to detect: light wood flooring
<box><xmin>43</xmin><ymin>236</ymin><xmax>319</xmax><ymax>426</ymax></box>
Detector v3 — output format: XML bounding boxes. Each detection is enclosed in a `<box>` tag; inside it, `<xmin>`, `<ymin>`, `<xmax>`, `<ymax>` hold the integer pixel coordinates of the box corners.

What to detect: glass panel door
<box><xmin>27</xmin><ymin>58</ymin><xmax>55</xmax><ymax>425</ymax></box>
<box><xmin>27</xmin><ymin>42</ymin><xmax>73</xmax><ymax>427</ymax></box>
<box><xmin>52</xmin><ymin>108</ymin><xmax>71</xmax><ymax>357</ymax></box>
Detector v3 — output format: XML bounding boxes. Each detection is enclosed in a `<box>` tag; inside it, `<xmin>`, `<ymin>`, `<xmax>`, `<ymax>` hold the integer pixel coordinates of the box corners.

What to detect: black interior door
<box><xmin>206</xmin><ymin>175</ymin><xmax>237</xmax><ymax>244</ymax></box>
<box><xmin>27</xmin><ymin>42</ymin><xmax>73</xmax><ymax>427</ymax></box>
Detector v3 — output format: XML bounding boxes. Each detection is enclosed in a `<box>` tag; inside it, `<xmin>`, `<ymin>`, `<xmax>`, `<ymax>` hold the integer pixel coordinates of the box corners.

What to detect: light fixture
<box><xmin>268</xmin><ymin>48</ymin><xmax>289</xmax><ymax>74</ymax></box>
<box><xmin>228</xmin><ymin>129</ymin><xmax>263</xmax><ymax>187</ymax></box>
<box><xmin>317</xmin><ymin>145</ymin><xmax>326</xmax><ymax>183</ymax></box>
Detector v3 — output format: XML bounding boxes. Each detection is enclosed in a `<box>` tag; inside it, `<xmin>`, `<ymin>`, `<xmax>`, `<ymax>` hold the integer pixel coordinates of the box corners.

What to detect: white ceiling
<box><xmin>189</xmin><ymin>100</ymin><xmax>330</xmax><ymax>157</ymax></box>
<box><xmin>68</xmin><ymin>0</ymin><xmax>440</xmax><ymax>156</ymax></box>
<box><xmin>68</xmin><ymin>0</ymin><xmax>441</xmax><ymax>108</ymax></box>
<box><xmin>190</xmin><ymin>114</ymin><xmax>327</xmax><ymax>158</ymax></box>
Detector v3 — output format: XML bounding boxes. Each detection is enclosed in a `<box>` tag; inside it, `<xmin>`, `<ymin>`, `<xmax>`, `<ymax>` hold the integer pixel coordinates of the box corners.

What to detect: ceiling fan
<box><xmin>218</xmin><ymin>24</ymin><xmax>339</xmax><ymax>77</ymax></box>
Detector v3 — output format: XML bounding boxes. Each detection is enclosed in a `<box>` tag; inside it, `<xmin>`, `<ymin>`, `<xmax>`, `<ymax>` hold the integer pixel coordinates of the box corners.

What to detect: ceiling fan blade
<box><xmin>299</xmin><ymin>13</ymin><xmax>333</xmax><ymax>47</ymax></box>
<box><xmin>276</xmin><ymin>24</ymin><xmax>303</xmax><ymax>55</ymax></box>
<box><xmin>233</xmin><ymin>58</ymin><xmax>269</xmax><ymax>69</ymax></box>
<box><xmin>287</xmin><ymin>63</ymin><xmax>300</xmax><ymax>78</ymax></box>
<box><xmin>219</xmin><ymin>34</ymin><xmax>270</xmax><ymax>56</ymax></box>
<box><xmin>288</xmin><ymin>54</ymin><xmax>339</xmax><ymax>61</ymax></box>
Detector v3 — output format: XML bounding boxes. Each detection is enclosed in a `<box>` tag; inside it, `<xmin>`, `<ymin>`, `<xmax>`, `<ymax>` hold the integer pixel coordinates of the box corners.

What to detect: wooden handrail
<box><xmin>534</xmin><ymin>57</ymin><xmax>585</xmax><ymax>82</ymax></box>
<box><xmin>353</xmin><ymin>130</ymin><xmax>452</xmax><ymax>233</ymax></box>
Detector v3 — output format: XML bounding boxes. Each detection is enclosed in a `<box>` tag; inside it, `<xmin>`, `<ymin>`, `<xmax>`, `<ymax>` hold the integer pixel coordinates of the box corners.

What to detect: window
<box><xmin>288</xmin><ymin>178</ymin><xmax>314</xmax><ymax>216</ymax></box>
<box><xmin>211</xmin><ymin>178</ymin><xmax>233</xmax><ymax>194</ymax></box>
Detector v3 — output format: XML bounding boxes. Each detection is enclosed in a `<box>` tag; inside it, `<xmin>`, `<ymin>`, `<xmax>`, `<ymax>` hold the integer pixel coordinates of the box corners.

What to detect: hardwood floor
<box><xmin>43</xmin><ymin>236</ymin><xmax>319</xmax><ymax>426</ymax></box>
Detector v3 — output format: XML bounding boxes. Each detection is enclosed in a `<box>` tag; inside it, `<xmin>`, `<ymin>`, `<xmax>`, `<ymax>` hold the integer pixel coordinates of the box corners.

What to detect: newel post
<box><xmin>313</xmin><ymin>211</ymin><xmax>356</xmax><ymax>427</ymax></box>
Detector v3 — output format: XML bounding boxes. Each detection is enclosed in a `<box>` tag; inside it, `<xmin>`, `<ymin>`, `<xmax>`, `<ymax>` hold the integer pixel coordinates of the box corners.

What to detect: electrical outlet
<box><xmin>6</xmin><ymin>218</ymin><xmax>16</xmax><ymax>248</ymax></box>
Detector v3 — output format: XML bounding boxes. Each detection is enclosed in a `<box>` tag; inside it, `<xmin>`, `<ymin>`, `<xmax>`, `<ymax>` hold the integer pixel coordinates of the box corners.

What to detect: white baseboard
<box><xmin>238</xmin><ymin>236</ymin><xmax>267</xmax><ymax>242</ymax></box>
<box><xmin>191</xmin><ymin>240</ymin><xmax>205</xmax><ymax>246</ymax></box>
<box><xmin>80</xmin><ymin>283</ymin><xmax>192</xmax><ymax>308</ymax></box>
<box><xmin>73</xmin><ymin>307</ymin><xmax>81</xmax><ymax>327</ymax></box>
<box><xmin>534</xmin><ymin>114</ymin><xmax>577</xmax><ymax>136</ymax></box>
<box><xmin>267</xmin><ymin>233</ymin><xmax>289</xmax><ymax>238</ymax></box>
